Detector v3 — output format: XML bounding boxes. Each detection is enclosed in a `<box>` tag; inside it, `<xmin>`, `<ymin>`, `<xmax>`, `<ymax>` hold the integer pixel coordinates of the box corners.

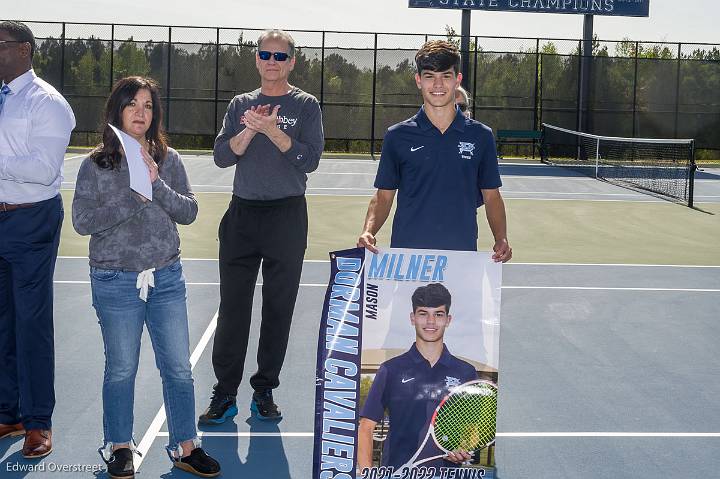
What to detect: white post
<box><xmin>595</xmin><ymin>138</ymin><xmax>601</xmax><ymax>178</ymax></box>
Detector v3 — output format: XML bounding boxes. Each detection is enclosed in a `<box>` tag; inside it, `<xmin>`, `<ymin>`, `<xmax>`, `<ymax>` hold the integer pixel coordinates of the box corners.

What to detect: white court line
<box><xmin>57</xmin><ymin>187</ymin><xmax>715</xmax><ymax>202</ymax></box>
<box><xmin>54</xmin><ymin>281</ymin><xmax>322</xmax><ymax>286</ymax></box>
<box><xmin>511</xmin><ymin>262</ymin><xmax>720</xmax><ymax>268</ymax></box>
<box><xmin>56</xmin><ymin>257</ymin><xmax>720</xmax><ymax>268</ymax></box>
<box><xmin>311</xmin><ymin>172</ymin><xmax>376</xmax><ymax>176</ymax></box>
<box><xmin>498</xmin><ymin>162</ymin><xmax>547</xmax><ymax>166</ymax></box>
<box><xmin>503</xmin><ymin>286</ymin><xmax>720</xmax><ymax>292</ymax></box>
<box><xmin>157</xmin><ymin>431</ymin><xmax>313</xmax><ymax>438</ymax></box>
<box><xmin>504</xmin><ymin>197</ymin><xmax>669</xmax><ymax>203</ymax></box>
<box><xmin>135</xmin><ymin>310</ymin><xmax>219</xmax><ymax>469</ymax></box>
<box><xmin>317</xmin><ymin>159</ymin><xmax>377</xmax><ymax>164</ymax></box>
<box><xmin>64</xmin><ymin>154</ymin><xmax>87</xmax><ymax>161</ymax></box>
<box><xmin>53</xmin><ymin>281</ymin><xmax>720</xmax><ymax>292</ymax></box>
<box><xmin>55</xmin><ymin>257</ymin><xmax>720</xmax><ymax>268</ymax></box>
<box><xmin>502</xmin><ymin>176</ymin><xmax>595</xmax><ymax>180</ymax></box>
<box><xmin>307</xmin><ymin>187</ymin><xmax>375</xmax><ymax>191</ymax></box>
<box><xmin>60</xmin><ymin>185</ymin><xmax>718</xmax><ymax>199</ymax></box>
<box><xmin>155</xmin><ymin>431</ymin><xmax>720</xmax><ymax>438</ymax></box>
<box><xmin>496</xmin><ymin>432</ymin><xmax>720</xmax><ymax>438</ymax></box>
<box><xmin>58</xmin><ymin>188</ymin><xmax>377</xmax><ymax>197</ymax></box>
<box><xmin>173</xmin><ymin>185</ymin><xmax>376</xmax><ymax>191</ymax></box>
<box><xmin>504</xmin><ymin>191</ymin><xmax>644</xmax><ymax>197</ymax></box>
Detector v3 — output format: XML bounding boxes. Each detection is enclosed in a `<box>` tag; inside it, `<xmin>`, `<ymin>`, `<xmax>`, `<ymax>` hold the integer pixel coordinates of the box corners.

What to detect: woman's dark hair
<box><xmin>91</xmin><ymin>76</ymin><xmax>168</xmax><ymax>170</ymax></box>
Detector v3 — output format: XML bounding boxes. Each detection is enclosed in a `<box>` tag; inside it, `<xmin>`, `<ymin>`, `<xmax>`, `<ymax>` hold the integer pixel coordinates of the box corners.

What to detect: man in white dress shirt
<box><xmin>0</xmin><ymin>20</ymin><xmax>75</xmax><ymax>459</ymax></box>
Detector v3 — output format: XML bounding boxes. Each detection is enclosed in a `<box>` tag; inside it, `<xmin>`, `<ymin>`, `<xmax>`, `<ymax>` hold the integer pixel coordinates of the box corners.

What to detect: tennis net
<box><xmin>540</xmin><ymin>123</ymin><xmax>697</xmax><ymax>206</ymax></box>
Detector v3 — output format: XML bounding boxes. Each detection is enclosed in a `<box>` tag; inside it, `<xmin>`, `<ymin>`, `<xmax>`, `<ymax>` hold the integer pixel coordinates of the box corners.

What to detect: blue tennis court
<box><xmin>2</xmin><ymin>157</ymin><xmax>719</xmax><ymax>478</ymax></box>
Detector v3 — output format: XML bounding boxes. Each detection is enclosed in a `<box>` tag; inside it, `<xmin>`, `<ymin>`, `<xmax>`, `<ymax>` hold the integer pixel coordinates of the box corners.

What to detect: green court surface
<box><xmin>58</xmin><ymin>191</ymin><xmax>720</xmax><ymax>265</ymax></box>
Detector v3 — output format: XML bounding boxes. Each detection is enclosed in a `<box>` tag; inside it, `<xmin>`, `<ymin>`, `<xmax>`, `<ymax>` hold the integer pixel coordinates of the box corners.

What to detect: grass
<box><xmin>59</xmin><ymin>192</ymin><xmax>720</xmax><ymax>265</ymax></box>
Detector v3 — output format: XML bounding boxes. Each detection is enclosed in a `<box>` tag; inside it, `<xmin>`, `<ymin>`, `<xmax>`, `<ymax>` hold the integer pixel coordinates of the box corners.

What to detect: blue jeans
<box><xmin>90</xmin><ymin>260</ymin><xmax>197</xmax><ymax>451</ymax></box>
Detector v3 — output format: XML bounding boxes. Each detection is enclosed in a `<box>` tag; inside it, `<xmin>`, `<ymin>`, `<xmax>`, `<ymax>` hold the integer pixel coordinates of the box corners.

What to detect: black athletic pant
<box><xmin>212</xmin><ymin>195</ymin><xmax>307</xmax><ymax>395</ymax></box>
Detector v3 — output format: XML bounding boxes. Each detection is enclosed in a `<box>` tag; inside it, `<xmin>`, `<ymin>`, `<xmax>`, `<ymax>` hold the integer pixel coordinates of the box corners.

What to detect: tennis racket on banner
<box><xmin>393</xmin><ymin>379</ymin><xmax>497</xmax><ymax>475</ymax></box>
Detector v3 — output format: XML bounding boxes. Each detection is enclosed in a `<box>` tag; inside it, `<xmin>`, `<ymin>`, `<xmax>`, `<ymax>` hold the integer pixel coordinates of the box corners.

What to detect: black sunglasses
<box><xmin>458</xmin><ymin>103</ymin><xmax>468</xmax><ymax>112</ymax></box>
<box><xmin>258</xmin><ymin>50</ymin><xmax>290</xmax><ymax>62</ymax></box>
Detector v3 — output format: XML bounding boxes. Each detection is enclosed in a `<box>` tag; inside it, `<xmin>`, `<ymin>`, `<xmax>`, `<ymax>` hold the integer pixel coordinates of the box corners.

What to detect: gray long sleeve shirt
<box><xmin>214</xmin><ymin>87</ymin><xmax>324</xmax><ymax>200</ymax></box>
<box><xmin>72</xmin><ymin>147</ymin><xmax>197</xmax><ymax>271</ymax></box>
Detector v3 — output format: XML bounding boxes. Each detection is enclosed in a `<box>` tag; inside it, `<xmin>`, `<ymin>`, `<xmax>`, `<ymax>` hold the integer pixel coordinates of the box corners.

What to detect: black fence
<box><xmin>14</xmin><ymin>21</ymin><xmax>720</xmax><ymax>156</ymax></box>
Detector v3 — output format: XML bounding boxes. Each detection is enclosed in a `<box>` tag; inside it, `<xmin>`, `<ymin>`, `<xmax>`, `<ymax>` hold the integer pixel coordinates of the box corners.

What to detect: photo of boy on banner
<box><xmin>312</xmin><ymin>248</ymin><xmax>500</xmax><ymax>479</ymax></box>
<box><xmin>359</xmin><ymin>282</ymin><xmax>480</xmax><ymax>470</ymax></box>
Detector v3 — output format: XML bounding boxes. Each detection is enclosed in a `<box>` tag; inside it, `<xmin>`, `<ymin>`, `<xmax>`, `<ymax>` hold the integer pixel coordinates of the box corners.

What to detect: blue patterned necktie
<box><xmin>0</xmin><ymin>84</ymin><xmax>10</xmax><ymax>116</ymax></box>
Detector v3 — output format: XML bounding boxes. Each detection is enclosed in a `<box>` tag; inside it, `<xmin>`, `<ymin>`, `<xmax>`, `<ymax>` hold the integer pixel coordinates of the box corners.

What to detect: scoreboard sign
<box><xmin>408</xmin><ymin>0</ymin><xmax>650</xmax><ymax>17</ymax></box>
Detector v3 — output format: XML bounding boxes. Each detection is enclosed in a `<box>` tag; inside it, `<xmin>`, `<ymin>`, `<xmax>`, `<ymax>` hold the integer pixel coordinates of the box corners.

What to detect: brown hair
<box><xmin>415</xmin><ymin>40</ymin><xmax>461</xmax><ymax>75</ymax></box>
<box><xmin>91</xmin><ymin>76</ymin><xmax>168</xmax><ymax>170</ymax></box>
<box><xmin>412</xmin><ymin>283</ymin><xmax>452</xmax><ymax>314</ymax></box>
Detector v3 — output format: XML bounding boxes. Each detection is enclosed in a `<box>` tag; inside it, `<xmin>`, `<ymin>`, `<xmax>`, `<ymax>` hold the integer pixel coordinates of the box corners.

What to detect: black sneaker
<box><xmin>173</xmin><ymin>447</ymin><xmax>221</xmax><ymax>478</ymax></box>
<box><xmin>101</xmin><ymin>447</ymin><xmax>134</xmax><ymax>479</ymax></box>
<box><xmin>198</xmin><ymin>389</ymin><xmax>238</xmax><ymax>425</ymax></box>
<box><xmin>250</xmin><ymin>389</ymin><xmax>282</xmax><ymax>420</ymax></box>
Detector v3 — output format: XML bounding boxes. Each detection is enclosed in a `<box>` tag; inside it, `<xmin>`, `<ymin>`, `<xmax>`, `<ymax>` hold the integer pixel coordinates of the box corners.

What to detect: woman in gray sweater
<box><xmin>72</xmin><ymin>76</ymin><xmax>220</xmax><ymax>479</ymax></box>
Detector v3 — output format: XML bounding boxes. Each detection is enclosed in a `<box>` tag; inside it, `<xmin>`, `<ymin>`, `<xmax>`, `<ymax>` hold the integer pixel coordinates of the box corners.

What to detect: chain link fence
<box><xmin>14</xmin><ymin>20</ymin><xmax>720</xmax><ymax>156</ymax></box>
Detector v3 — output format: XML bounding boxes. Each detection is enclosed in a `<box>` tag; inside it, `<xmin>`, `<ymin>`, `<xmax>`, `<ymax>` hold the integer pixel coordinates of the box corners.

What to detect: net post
<box><xmin>688</xmin><ymin>140</ymin><xmax>696</xmax><ymax>208</ymax></box>
<box><xmin>632</xmin><ymin>41</ymin><xmax>639</xmax><ymax>137</ymax></box>
<box><xmin>319</xmin><ymin>31</ymin><xmax>325</xmax><ymax>111</ymax></box>
<box><xmin>674</xmin><ymin>42</ymin><xmax>682</xmax><ymax>138</ymax></box>
<box><xmin>214</xmin><ymin>27</ymin><xmax>220</xmax><ymax>136</ymax></box>
<box><xmin>109</xmin><ymin>24</ymin><xmax>114</xmax><ymax>91</ymax></box>
<box><xmin>370</xmin><ymin>33</ymin><xmax>378</xmax><ymax>159</ymax></box>
<box><xmin>472</xmin><ymin>35</ymin><xmax>479</xmax><ymax>121</ymax></box>
<box><xmin>460</xmin><ymin>9</ymin><xmax>471</xmax><ymax>90</ymax></box>
<box><xmin>59</xmin><ymin>23</ymin><xmax>66</xmax><ymax>95</ymax></box>
<box><xmin>595</xmin><ymin>137</ymin><xmax>600</xmax><ymax>178</ymax></box>
<box><xmin>166</xmin><ymin>26</ymin><xmax>172</xmax><ymax>133</ymax></box>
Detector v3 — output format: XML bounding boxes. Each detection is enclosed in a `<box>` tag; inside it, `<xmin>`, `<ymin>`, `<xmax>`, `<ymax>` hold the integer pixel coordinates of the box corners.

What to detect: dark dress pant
<box><xmin>0</xmin><ymin>195</ymin><xmax>62</xmax><ymax>430</ymax></box>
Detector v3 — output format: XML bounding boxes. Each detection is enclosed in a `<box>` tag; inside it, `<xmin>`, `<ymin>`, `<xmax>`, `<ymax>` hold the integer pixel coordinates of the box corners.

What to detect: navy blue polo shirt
<box><xmin>375</xmin><ymin>107</ymin><xmax>502</xmax><ymax>251</ymax></box>
<box><xmin>360</xmin><ymin>343</ymin><xmax>479</xmax><ymax>470</ymax></box>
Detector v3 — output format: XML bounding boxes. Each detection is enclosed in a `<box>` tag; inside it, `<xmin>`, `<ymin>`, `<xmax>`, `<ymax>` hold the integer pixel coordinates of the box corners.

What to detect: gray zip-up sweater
<box><xmin>72</xmin><ymin>147</ymin><xmax>197</xmax><ymax>271</ymax></box>
<box><xmin>214</xmin><ymin>87</ymin><xmax>324</xmax><ymax>200</ymax></box>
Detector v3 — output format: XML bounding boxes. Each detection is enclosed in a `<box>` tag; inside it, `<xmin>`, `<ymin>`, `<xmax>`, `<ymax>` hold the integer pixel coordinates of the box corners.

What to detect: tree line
<box><xmin>31</xmin><ymin>32</ymin><xmax>719</xmax><ymax>154</ymax></box>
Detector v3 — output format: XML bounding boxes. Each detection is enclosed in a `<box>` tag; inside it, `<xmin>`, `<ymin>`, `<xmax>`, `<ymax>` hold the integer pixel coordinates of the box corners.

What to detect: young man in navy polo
<box><xmin>357</xmin><ymin>40</ymin><xmax>511</xmax><ymax>262</ymax></box>
<box><xmin>358</xmin><ymin>284</ymin><xmax>478</xmax><ymax>472</ymax></box>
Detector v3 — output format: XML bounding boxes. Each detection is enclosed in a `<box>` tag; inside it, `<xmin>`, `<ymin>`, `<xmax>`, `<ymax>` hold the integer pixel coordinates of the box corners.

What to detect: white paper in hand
<box><xmin>108</xmin><ymin>123</ymin><xmax>153</xmax><ymax>201</ymax></box>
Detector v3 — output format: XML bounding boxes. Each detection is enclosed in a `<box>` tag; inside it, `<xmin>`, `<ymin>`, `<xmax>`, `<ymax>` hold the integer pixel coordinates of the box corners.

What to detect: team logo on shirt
<box><xmin>240</xmin><ymin>113</ymin><xmax>298</xmax><ymax>131</ymax></box>
<box><xmin>444</xmin><ymin>376</ymin><xmax>461</xmax><ymax>389</ymax></box>
<box><xmin>277</xmin><ymin>114</ymin><xmax>298</xmax><ymax>130</ymax></box>
<box><xmin>458</xmin><ymin>141</ymin><xmax>475</xmax><ymax>159</ymax></box>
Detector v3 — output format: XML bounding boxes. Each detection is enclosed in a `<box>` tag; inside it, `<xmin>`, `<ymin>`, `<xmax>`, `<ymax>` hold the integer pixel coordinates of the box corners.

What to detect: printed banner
<box><xmin>408</xmin><ymin>0</ymin><xmax>650</xmax><ymax>17</ymax></box>
<box><xmin>313</xmin><ymin>247</ymin><xmax>502</xmax><ymax>479</ymax></box>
